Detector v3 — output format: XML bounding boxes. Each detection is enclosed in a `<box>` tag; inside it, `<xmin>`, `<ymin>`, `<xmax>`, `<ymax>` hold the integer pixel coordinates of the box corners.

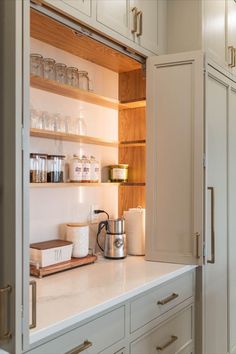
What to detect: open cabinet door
<box><xmin>0</xmin><ymin>1</ymin><xmax>28</xmax><ymax>353</ymax></box>
<box><xmin>146</xmin><ymin>51</ymin><xmax>204</xmax><ymax>265</ymax></box>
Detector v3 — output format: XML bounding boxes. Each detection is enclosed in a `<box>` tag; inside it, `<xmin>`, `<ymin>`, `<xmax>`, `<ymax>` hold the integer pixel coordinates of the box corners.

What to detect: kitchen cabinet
<box><xmin>228</xmin><ymin>85</ymin><xmax>236</xmax><ymax>354</ymax></box>
<box><xmin>226</xmin><ymin>0</ymin><xmax>236</xmax><ymax>74</ymax></box>
<box><xmin>204</xmin><ymin>66</ymin><xmax>228</xmax><ymax>354</ymax></box>
<box><xmin>41</xmin><ymin>0</ymin><xmax>92</xmax><ymax>22</ymax></box>
<box><xmin>146</xmin><ymin>51</ymin><xmax>204</xmax><ymax>265</ymax></box>
<box><xmin>145</xmin><ymin>51</ymin><xmax>236</xmax><ymax>353</ymax></box>
<box><xmin>38</xmin><ymin>0</ymin><xmax>166</xmax><ymax>56</ymax></box>
<box><xmin>96</xmin><ymin>0</ymin><xmax>131</xmax><ymax>40</ymax></box>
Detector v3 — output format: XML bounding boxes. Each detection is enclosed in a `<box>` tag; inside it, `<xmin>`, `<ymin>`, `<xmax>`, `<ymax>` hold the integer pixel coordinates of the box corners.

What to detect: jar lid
<box><xmin>30</xmin><ymin>53</ymin><xmax>43</xmax><ymax>58</ymax></box>
<box><xmin>109</xmin><ymin>164</ymin><xmax>129</xmax><ymax>168</ymax></box>
<box><xmin>55</xmin><ymin>63</ymin><xmax>67</xmax><ymax>67</ymax></box>
<box><xmin>78</xmin><ymin>71</ymin><xmax>88</xmax><ymax>75</ymax></box>
<box><xmin>66</xmin><ymin>223</ymin><xmax>89</xmax><ymax>227</ymax></box>
<box><xmin>30</xmin><ymin>153</ymin><xmax>48</xmax><ymax>158</ymax></box>
<box><xmin>47</xmin><ymin>155</ymin><xmax>66</xmax><ymax>159</ymax></box>
<box><xmin>67</xmin><ymin>67</ymin><xmax>78</xmax><ymax>72</ymax></box>
<box><xmin>43</xmin><ymin>58</ymin><xmax>56</xmax><ymax>63</ymax></box>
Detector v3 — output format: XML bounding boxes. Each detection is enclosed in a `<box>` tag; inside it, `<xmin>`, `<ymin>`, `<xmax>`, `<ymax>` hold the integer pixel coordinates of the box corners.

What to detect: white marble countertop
<box><xmin>30</xmin><ymin>255</ymin><xmax>196</xmax><ymax>344</ymax></box>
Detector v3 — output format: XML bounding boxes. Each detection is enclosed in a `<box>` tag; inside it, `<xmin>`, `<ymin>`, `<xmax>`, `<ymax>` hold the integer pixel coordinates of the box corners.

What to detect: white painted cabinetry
<box><xmin>226</xmin><ymin>0</ymin><xmax>236</xmax><ymax>73</ymax></box>
<box><xmin>204</xmin><ymin>66</ymin><xmax>228</xmax><ymax>354</ymax></box>
<box><xmin>42</xmin><ymin>0</ymin><xmax>92</xmax><ymax>22</ymax></box>
<box><xmin>228</xmin><ymin>85</ymin><xmax>236</xmax><ymax>354</ymax></box>
<box><xmin>146</xmin><ymin>51</ymin><xmax>204</xmax><ymax>265</ymax></box>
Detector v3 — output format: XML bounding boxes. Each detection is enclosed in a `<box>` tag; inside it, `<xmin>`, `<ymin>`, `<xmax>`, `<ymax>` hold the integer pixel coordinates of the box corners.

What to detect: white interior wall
<box><xmin>30</xmin><ymin>38</ymin><xmax>119</xmax><ymax>246</ymax></box>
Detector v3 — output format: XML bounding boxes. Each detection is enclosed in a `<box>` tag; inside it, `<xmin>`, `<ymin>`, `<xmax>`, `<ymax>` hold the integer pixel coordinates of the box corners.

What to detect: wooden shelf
<box><xmin>30</xmin><ymin>182</ymin><xmax>145</xmax><ymax>188</ymax></box>
<box><xmin>30</xmin><ymin>76</ymin><xmax>145</xmax><ymax>111</ymax></box>
<box><xmin>119</xmin><ymin>140</ymin><xmax>146</xmax><ymax>147</ymax></box>
<box><xmin>30</xmin><ymin>128</ymin><xmax>118</xmax><ymax>147</ymax></box>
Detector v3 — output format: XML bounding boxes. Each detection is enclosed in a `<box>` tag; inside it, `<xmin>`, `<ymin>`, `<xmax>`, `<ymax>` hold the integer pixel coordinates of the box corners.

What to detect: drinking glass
<box><xmin>78</xmin><ymin>71</ymin><xmax>89</xmax><ymax>91</ymax></box>
<box><xmin>55</xmin><ymin>63</ymin><xmax>67</xmax><ymax>84</ymax></box>
<box><xmin>42</xmin><ymin>111</ymin><xmax>56</xmax><ymax>131</ymax></box>
<box><xmin>66</xmin><ymin>67</ymin><xmax>79</xmax><ymax>87</ymax></box>
<box><xmin>43</xmin><ymin>58</ymin><xmax>56</xmax><ymax>80</ymax></box>
<box><xmin>55</xmin><ymin>113</ymin><xmax>66</xmax><ymax>133</ymax></box>
<box><xmin>30</xmin><ymin>54</ymin><xmax>43</xmax><ymax>77</ymax></box>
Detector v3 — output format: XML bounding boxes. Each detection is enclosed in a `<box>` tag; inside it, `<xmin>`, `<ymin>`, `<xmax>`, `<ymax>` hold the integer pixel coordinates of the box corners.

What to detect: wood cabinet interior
<box><xmin>118</xmin><ymin>70</ymin><xmax>146</xmax><ymax>216</ymax></box>
<box><xmin>30</xmin><ymin>8</ymin><xmax>146</xmax><ymax>216</ymax></box>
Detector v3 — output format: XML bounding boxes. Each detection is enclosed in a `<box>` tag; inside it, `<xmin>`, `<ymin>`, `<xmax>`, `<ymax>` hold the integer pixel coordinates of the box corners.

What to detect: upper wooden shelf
<box><xmin>30</xmin><ymin>128</ymin><xmax>118</xmax><ymax>147</ymax></box>
<box><xmin>30</xmin><ymin>182</ymin><xmax>145</xmax><ymax>188</ymax></box>
<box><xmin>30</xmin><ymin>76</ymin><xmax>146</xmax><ymax>110</ymax></box>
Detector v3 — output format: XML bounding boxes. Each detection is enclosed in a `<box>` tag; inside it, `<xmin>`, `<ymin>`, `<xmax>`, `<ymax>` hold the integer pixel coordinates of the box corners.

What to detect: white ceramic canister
<box><xmin>66</xmin><ymin>223</ymin><xmax>89</xmax><ymax>258</ymax></box>
<box><xmin>69</xmin><ymin>155</ymin><xmax>82</xmax><ymax>182</ymax></box>
<box><xmin>123</xmin><ymin>208</ymin><xmax>145</xmax><ymax>255</ymax></box>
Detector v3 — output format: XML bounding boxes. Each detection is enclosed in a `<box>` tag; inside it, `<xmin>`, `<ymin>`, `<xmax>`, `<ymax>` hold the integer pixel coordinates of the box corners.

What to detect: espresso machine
<box><xmin>96</xmin><ymin>212</ymin><xmax>127</xmax><ymax>259</ymax></box>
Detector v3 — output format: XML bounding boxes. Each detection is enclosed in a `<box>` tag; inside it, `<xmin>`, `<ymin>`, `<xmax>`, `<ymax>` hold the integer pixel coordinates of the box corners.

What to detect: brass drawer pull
<box><xmin>0</xmin><ymin>284</ymin><xmax>12</xmax><ymax>340</ymax></box>
<box><xmin>131</xmin><ymin>7</ymin><xmax>138</xmax><ymax>33</ymax></box>
<box><xmin>156</xmin><ymin>335</ymin><xmax>178</xmax><ymax>351</ymax></box>
<box><xmin>65</xmin><ymin>340</ymin><xmax>93</xmax><ymax>354</ymax></box>
<box><xmin>207</xmin><ymin>187</ymin><xmax>215</xmax><ymax>264</ymax></box>
<box><xmin>157</xmin><ymin>293</ymin><xmax>179</xmax><ymax>305</ymax></box>
<box><xmin>136</xmin><ymin>10</ymin><xmax>143</xmax><ymax>37</ymax></box>
<box><xmin>29</xmin><ymin>280</ymin><xmax>37</xmax><ymax>329</ymax></box>
<box><xmin>228</xmin><ymin>46</ymin><xmax>236</xmax><ymax>68</ymax></box>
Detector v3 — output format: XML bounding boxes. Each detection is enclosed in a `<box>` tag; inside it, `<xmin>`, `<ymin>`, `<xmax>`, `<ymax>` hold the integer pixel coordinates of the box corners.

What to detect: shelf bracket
<box><xmin>0</xmin><ymin>285</ymin><xmax>12</xmax><ymax>341</ymax></box>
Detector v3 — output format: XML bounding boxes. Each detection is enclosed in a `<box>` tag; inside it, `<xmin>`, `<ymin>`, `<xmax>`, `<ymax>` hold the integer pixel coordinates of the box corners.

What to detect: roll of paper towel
<box><xmin>124</xmin><ymin>208</ymin><xmax>145</xmax><ymax>255</ymax></box>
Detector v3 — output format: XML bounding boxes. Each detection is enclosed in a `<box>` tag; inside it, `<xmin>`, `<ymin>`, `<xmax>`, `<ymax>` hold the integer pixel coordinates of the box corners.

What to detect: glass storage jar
<box><xmin>43</xmin><ymin>58</ymin><xmax>56</xmax><ymax>80</ymax></box>
<box><xmin>30</xmin><ymin>53</ymin><xmax>43</xmax><ymax>77</ymax></box>
<box><xmin>47</xmin><ymin>155</ymin><xmax>65</xmax><ymax>183</ymax></box>
<box><xmin>55</xmin><ymin>63</ymin><xmax>67</xmax><ymax>84</ymax></box>
<box><xmin>30</xmin><ymin>153</ymin><xmax>47</xmax><ymax>183</ymax></box>
<box><xmin>81</xmin><ymin>155</ymin><xmax>91</xmax><ymax>182</ymax></box>
<box><xmin>78</xmin><ymin>71</ymin><xmax>89</xmax><ymax>91</ymax></box>
<box><xmin>54</xmin><ymin>113</ymin><xmax>66</xmax><ymax>133</ymax></box>
<box><xmin>66</xmin><ymin>67</ymin><xmax>79</xmax><ymax>87</ymax></box>
<box><xmin>90</xmin><ymin>156</ymin><xmax>100</xmax><ymax>183</ymax></box>
<box><xmin>69</xmin><ymin>155</ymin><xmax>82</xmax><ymax>182</ymax></box>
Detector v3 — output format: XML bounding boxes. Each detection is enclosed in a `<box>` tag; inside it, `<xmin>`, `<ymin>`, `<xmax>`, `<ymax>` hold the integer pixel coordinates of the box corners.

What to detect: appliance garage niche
<box><xmin>28</xmin><ymin>4</ymin><xmax>146</xmax><ymax>339</ymax></box>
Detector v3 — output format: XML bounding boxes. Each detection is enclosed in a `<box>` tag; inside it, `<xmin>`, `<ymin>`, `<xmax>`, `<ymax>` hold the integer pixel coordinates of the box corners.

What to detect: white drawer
<box><xmin>28</xmin><ymin>306</ymin><xmax>125</xmax><ymax>354</ymax></box>
<box><xmin>130</xmin><ymin>272</ymin><xmax>194</xmax><ymax>332</ymax></box>
<box><xmin>130</xmin><ymin>304</ymin><xmax>194</xmax><ymax>354</ymax></box>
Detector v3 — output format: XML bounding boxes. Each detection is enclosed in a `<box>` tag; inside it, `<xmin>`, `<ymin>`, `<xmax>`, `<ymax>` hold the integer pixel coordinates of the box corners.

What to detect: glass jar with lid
<box><xmin>30</xmin><ymin>153</ymin><xmax>47</xmax><ymax>183</ymax></box>
<box><xmin>43</xmin><ymin>58</ymin><xmax>56</xmax><ymax>80</ymax></box>
<box><xmin>109</xmin><ymin>164</ymin><xmax>129</xmax><ymax>182</ymax></box>
<box><xmin>47</xmin><ymin>155</ymin><xmax>65</xmax><ymax>183</ymax></box>
<box><xmin>69</xmin><ymin>155</ymin><xmax>82</xmax><ymax>182</ymax></box>
<box><xmin>78</xmin><ymin>71</ymin><xmax>89</xmax><ymax>91</ymax></box>
<box><xmin>55</xmin><ymin>63</ymin><xmax>67</xmax><ymax>84</ymax></box>
<box><xmin>90</xmin><ymin>156</ymin><xmax>100</xmax><ymax>183</ymax></box>
<box><xmin>81</xmin><ymin>155</ymin><xmax>91</xmax><ymax>182</ymax></box>
<box><xmin>66</xmin><ymin>67</ymin><xmax>79</xmax><ymax>87</ymax></box>
<box><xmin>30</xmin><ymin>53</ymin><xmax>43</xmax><ymax>77</ymax></box>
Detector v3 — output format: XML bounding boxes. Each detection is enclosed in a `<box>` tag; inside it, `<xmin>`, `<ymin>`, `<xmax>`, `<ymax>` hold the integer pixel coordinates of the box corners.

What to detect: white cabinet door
<box><xmin>131</xmin><ymin>0</ymin><xmax>160</xmax><ymax>54</ymax></box>
<box><xmin>0</xmin><ymin>0</ymin><xmax>26</xmax><ymax>353</ymax></box>
<box><xmin>146</xmin><ymin>51</ymin><xmax>204</xmax><ymax>265</ymax></box>
<box><xmin>226</xmin><ymin>0</ymin><xmax>236</xmax><ymax>72</ymax></box>
<box><xmin>204</xmin><ymin>0</ymin><xmax>227</xmax><ymax>67</ymax></box>
<box><xmin>96</xmin><ymin>0</ymin><xmax>132</xmax><ymax>39</ymax></box>
<box><xmin>42</xmin><ymin>0</ymin><xmax>92</xmax><ymax>21</ymax></box>
<box><xmin>228</xmin><ymin>85</ymin><xmax>236</xmax><ymax>354</ymax></box>
<box><xmin>204</xmin><ymin>66</ymin><xmax>228</xmax><ymax>354</ymax></box>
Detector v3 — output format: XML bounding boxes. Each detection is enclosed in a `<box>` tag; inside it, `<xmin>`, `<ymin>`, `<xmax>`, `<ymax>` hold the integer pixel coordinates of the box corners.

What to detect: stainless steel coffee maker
<box><xmin>97</xmin><ymin>218</ymin><xmax>127</xmax><ymax>259</ymax></box>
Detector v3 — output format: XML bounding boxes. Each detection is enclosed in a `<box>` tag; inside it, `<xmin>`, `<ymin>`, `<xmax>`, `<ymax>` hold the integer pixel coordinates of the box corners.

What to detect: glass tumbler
<box><xmin>43</xmin><ymin>58</ymin><xmax>56</xmax><ymax>80</ymax></box>
<box><xmin>78</xmin><ymin>71</ymin><xmax>89</xmax><ymax>91</ymax></box>
<box><xmin>55</xmin><ymin>63</ymin><xmax>67</xmax><ymax>84</ymax></box>
<box><xmin>55</xmin><ymin>113</ymin><xmax>66</xmax><ymax>133</ymax></box>
<box><xmin>30</xmin><ymin>54</ymin><xmax>43</xmax><ymax>77</ymax></box>
<box><xmin>66</xmin><ymin>67</ymin><xmax>79</xmax><ymax>87</ymax></box>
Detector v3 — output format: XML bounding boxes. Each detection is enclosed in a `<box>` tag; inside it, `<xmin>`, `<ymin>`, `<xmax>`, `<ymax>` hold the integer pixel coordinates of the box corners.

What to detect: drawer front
<box><xmin>130</xmin><ymin>272</ymin><xmax>194</xmax><ymax>332</ymax></box>
<box><xmin>130</xmin><ymin>305</ymin><xmax>194</xmax><ymax>354</ymax></box>
<box><xmin>28</xmin><ymin>307</ymin><xmax>125</xmax><ymax>354</ymax></box>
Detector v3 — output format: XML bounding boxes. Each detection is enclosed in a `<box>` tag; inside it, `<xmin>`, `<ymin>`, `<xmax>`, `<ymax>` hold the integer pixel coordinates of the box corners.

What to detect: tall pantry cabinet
<box><xmin>146</xmin><ymin>52</ymin><xmax>236</xmax><ymax>354</ymax></box>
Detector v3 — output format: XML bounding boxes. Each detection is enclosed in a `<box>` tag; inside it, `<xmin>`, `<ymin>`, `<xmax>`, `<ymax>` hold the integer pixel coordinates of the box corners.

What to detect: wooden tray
<box><xmin>30</xmin><ymin>254</ymin><xmax>97</xmax><ymax>278</ymax></box>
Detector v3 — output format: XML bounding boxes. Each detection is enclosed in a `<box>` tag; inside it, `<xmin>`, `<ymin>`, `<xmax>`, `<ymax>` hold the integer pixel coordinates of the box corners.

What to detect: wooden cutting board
<box><xmin>30</xmin><ymin>254</ymin><xmax>97</xmax><ymax>278</ymax></box>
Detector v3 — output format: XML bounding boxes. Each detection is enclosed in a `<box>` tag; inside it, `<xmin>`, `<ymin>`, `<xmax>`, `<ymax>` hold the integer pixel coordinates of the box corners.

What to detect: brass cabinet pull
<box><xmin>131</xmin><ymin>7</ymin><xmax>138</xmax><ymax>33</ymax></box>
<box><xmin>0</xmin><ymin>285</ymin><xmax>12</xmax><ymax>341</ymax></box>
<box><xmin>228</xmin><ymin>46</ymin><xmax>235</xmax><ymax>67</ymax></box>
<box><xmin>65</xmin><ymin>340</ymin><xmax>93</xmax><ymax>354</ymax></box>
<box><xmin>207</xmin><ymin>187</ymin><xmax>215</xmax><ymax>264</ymax></box>
<box><xmin>156</xmin><ymin>335</ymin><xmax>178</xmax><ymax>351</ymax></box>
<box><xmin>195</xmin><ymin>232</ymin><xmax>200</xmax><ymax>259</ymax></box>
<box><xmin>136</xmin><ymin>10</ymin><xmax>143</xmax><ymax>37</ymax></box>
<box><xmin>29</xmin><ymin>280</ymin><xmax>37</xmax><ymax>329</ymax></box>
<box><xmin>157</xmin><ymin>293</ymin><xmax>179</xmax><ymax>305</ymax></box>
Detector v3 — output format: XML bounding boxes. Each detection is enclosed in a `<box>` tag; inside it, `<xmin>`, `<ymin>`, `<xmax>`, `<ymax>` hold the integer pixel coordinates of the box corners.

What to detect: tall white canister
<box><xmin>66</xmin><ymin>223</ymin><xmax>89</xmax><ymax>258</ymax></box>
<box><xmin>123</xmin><ymin>208</ymin><xmax>145</xmax><ymax>255</ymax></box>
